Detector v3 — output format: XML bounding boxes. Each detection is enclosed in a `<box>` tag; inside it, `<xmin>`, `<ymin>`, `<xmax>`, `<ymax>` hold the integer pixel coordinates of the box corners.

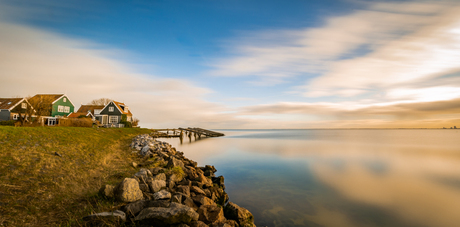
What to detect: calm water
<box><xmin>161</xmin><ymin>129</ymin><xmax>460</xmax><ymax>227</ymax></box>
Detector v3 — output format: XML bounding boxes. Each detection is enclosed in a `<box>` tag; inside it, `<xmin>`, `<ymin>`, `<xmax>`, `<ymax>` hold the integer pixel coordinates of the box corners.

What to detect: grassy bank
<box><xmin>0</xmin><ymin>126</ymin><xmax>152</xmax><ymax>226</ymax></box>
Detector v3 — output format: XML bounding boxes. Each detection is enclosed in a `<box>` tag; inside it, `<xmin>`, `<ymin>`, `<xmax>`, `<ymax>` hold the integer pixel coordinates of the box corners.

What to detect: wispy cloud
<box><xmin>210</xmin><ymin>0</ymin><xmax>460</xmax><ymax>103</ymax></box>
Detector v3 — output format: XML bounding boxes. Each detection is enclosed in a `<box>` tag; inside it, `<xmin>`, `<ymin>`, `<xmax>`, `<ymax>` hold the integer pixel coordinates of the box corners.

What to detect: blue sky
<box><xmin>1</xmin><ymin>0</ymin><xmax>460</xmax><ymax>128</ymax></box>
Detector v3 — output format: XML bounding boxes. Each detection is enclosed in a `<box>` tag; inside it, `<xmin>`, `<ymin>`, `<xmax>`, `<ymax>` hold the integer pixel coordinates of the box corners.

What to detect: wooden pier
<box><xmin>150</xmin><ymin>127</ymin><xmax>225</xmax><ymax>139</ymax></box>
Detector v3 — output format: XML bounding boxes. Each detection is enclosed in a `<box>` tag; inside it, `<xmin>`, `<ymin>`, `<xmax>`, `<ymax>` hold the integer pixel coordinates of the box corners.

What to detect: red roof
<box><xmin>28</xmin><ymin>94</ymin><xmax>63</xmax><ymax>105</ymax></box>
<box><xmin>76</xmin><ymin>105</ymin><xmax>105</xmax><ymax>115</ymax></box>
<box><xmin>67</xmin><ymin>112</ymin><xmax>89</xmax><ymax>118</ymax></box>
<box><xmin>113</xmin><ymin>101</ymin><xmax>133</xmax><ymax>116</ymax></box>
<box><xmin>0</xmin><ymin>98</ymin><xmax>23</xmax><ymax>110</ymax></box>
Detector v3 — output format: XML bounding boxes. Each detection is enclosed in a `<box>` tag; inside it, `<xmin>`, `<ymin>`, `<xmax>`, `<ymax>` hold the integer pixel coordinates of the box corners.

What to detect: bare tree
<box><xmin>15</xmin><ymin>100</ymin><xmax>33</xmax><ymax>126</ymax></box>
<box><xmin>88</xmin><ymin>98</ymin><xmax>113</xmax><ymax>106</ymax></box>
<box><xmin>27</xmin><ymin>95</ymin><xmax>55</xmax><ymax>123</ymax></box>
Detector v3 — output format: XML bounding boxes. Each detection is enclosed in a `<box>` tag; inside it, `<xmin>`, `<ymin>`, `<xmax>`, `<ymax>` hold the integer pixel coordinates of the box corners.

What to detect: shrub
<box><xmin>58</xmin><ymin>118</ymin><xmax>93</xmax><ymax>127</ymax></box>
<box><xmin>0</xmin><ymin>120</ymin><xmax>16</xmax><ymax>126</ymax></box>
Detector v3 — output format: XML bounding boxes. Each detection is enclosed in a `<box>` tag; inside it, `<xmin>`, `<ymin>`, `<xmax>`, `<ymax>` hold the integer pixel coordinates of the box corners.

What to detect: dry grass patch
<box><xmin>0</xmin><ymin>126</ymin><xmax>152</xmax><ymax>226</ymax></box>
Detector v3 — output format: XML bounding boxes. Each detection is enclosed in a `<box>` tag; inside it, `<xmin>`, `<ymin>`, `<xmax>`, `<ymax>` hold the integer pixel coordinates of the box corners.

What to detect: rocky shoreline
<box><xmin>83</xmin><ymin>134</ymin><xmax>256</xmax><ymax>227</ymax></box>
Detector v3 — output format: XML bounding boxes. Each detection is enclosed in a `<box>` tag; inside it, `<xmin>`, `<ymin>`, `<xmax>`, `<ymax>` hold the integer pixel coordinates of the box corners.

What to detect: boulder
<box><xmin>224</xmin><ymin>202</ymin><xmax>255</xmax><ymax>227</ymax></box>
<box><xmin>212</xmin><ymin>176</ymin><xmax>225</xmax><ymax>189</ymax></box>
<box><xmin>148</xmin><ymin>180</ymin><xmax>167</xmax><ymax>193</ymax></box>
<box><xmin>139</xmin><ymin>182</ymin><xmax>150</xmax><ymax>193</ymax></box>
<box><xmin>135</xmin><ymin>168</ymin><xmax>152</xmax><ymax>180</ymax></box>
<box><xmin>176</xmin><ymin>185</ymin><xmax>191</xmax><ymax>197</ymax></box>
<box><xmin>191</xmin><ymin>186</ymin><xmax>206</xmax><ymax>195</ymax></box>
<box><xmin>154</xmin><ymin>190</ymin><xmax>172</xmax><ymax>200</ymax></box>
<box><xmin>153</xmin><ymin>173</ymin><xmax>167</xmax><ymax>181</ymax></box>
<box><xmin>190</xmin><ymin>220</ymin><xmax>210</xmax><ymax>227</ymax></box>
<box><xmin>182</xmin><ymin>196</ymin><xmax>199</xmax><ymax>211</ymax></box>
<box><xmin>99</xmin><ymin>184</ymin><xmax>115</xmax><ymax>198</ymax></box>
<box><xmin>146</xmin><ymin>199</ymin><xmax>171</xmax><ymax>208</ymax></box>
<box><xmin>192</xmin><ymin>195</ymin><xmax>215</xmax><ymax>206</ymax></box>
<box><xmin>197</xmin><ymin>205</ymin><xmax>226</xmax><ymax>224</ymax></box>
<box><xmin>83</xmin><ymin>210</ymin><xmax>126</xmax><ymax>225</ymax></box>
<box><xmin>121</xmin><ymin>200</ymin><xmax>147</xmax><ymax>217</ymax></box>
<box><xmin>115</xmin><ymin>178</ymin><xmax>143</xmax><ymax>203</ymax></box>
<box><xmin>167</xmin><ymin>156</ymin><xmax>185</xmax><ymax>169</ymax></box>
<box><xmin>172</xmin><ymin>194</ymin><xmax>183</xmax><ymax>203</ymax></box>
<box><xmin>135</xmin><ymin>203</ymin><xmax>199</xmax><ymax>225</ymax></box>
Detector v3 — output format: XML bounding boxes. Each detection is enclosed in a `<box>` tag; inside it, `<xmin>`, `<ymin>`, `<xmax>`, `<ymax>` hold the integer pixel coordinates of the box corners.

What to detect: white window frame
<box><xmin>94</xmin><ymin>109</ymin><xmax>101</xmax><ymax>115</ymax></box>
<box><xmin>64</xmin><ymin>106</ymin><xmax>70</xmax><ymax>113</ymax></box>
<box><xmin>58</xmin><ymin>105</ymin><xmax>64</xmax><ymax>112</ymax></box>
<box><xmin>21</xmin><ymin>103</ymin><xmax>27</xmax><ymax>109</ymax></box>
<box><xmin>13</xmin><ymin>114</ymin><xmax>18</xmax><ymax>120</ymax></box>
<box><xmin>63</xmin><ymin>97</ymin><xmax>67</xmax><ymax>102</ymax></box>
<box><xmin>109</xmin><ymin>116</ymin><xmax>118</xmax><ymax>123</ymax></box>
<box><xmin>109</xmin><ymin>106</ymin><xmax>114</xmax><ymax>112</ymax></box>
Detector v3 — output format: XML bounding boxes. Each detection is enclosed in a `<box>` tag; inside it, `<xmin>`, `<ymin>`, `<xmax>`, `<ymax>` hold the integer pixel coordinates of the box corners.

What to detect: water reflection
<box><xmin>160</xmin><ymin>129</ymin><xmax>460</xmax><ymax>227</ymax></box>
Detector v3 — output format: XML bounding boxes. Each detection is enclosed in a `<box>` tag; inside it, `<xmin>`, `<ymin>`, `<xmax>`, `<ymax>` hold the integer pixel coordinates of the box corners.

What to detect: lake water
<box><xmin>161</xmin><ymin>129</ymin><xmax>460</xmax><ymax>227</ymax></box>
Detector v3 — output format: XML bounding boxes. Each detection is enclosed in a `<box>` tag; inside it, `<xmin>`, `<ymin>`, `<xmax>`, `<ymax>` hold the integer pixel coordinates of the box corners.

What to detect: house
<box><xmin>69</xmin><ymin>105</ymin><xmax>105</xmax><ymax>122</ymax></box>
<box><xmin>0</xmin><ymin>98</ymin><xmax>34</xmax><ymax>121</ymax></box>
<box><xmin>99</xmin><ymin>101</ymin><xmax>133</xmax><ymax>127</ymax></box>
<box><xmin>28</xmin><ymin>94</ymin><xmax>75</xmax><ymax>125</ymax></box>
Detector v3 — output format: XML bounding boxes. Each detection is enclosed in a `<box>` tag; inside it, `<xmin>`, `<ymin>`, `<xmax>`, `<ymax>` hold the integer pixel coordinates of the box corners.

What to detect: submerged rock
<box><xmin>224</xmin><ymin>202</ymin><xmax>255</xmax><ymax>227</ymax></box>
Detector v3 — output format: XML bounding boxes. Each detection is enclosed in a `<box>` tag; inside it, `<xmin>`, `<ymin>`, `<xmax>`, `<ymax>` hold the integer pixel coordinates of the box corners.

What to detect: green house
<box><xmin>29</xmin><ymin>94</ymin><xmax>75</xmax><ymax>117</ymax></box>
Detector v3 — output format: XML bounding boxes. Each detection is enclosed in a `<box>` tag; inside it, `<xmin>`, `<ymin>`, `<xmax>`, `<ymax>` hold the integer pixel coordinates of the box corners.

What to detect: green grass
<box><xmin>0</xmin><ymin>126</ymin><xmax>152</xmax><ymax>226</ymax></box>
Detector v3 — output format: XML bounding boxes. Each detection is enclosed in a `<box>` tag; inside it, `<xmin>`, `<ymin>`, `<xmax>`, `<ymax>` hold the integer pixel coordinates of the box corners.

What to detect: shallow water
<box><xmin>161</xmin><ymin>129</ymin><xmax>460</xmax><ymax>227</ymax></box>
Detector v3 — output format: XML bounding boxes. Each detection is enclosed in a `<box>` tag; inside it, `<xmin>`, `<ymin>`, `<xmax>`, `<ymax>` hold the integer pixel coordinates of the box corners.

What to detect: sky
<box><xmin>0</xmin><ymin>0</ymin><xmax>460</xmax><ymax>129</ymax></box>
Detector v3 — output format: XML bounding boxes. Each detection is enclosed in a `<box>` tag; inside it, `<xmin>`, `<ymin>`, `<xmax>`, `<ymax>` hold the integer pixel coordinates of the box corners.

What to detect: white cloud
<box><xmin>210</xmin><ymin>0</ymin><xmax>460</xmax><ymax>106</ymax></box>
<box><xmin>0</xmin><ymin>21</ymin><xmax>240</xmax><ymax>128</ymax></box>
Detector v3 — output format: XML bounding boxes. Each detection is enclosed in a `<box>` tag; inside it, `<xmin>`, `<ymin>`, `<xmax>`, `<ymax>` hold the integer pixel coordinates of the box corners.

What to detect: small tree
<box><xmin>88</xmin><ymin>98</ymin><xmax>113</xmax><ymax>106</ymax></box>
<box><xmin>132</xmin><ymin>118</ymin><xmax>140</xmax><ymax>127</ymax></box>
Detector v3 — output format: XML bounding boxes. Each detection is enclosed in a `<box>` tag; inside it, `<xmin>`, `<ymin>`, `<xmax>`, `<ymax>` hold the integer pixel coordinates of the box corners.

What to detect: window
<box><xmin>109</xmin><ymin>107</ymin><xmax>114</xmax><ymax>112</ymax></box>
<box><xmin>63</xmin><ymin>98</ymin><xmax>67</xmax><ymax>102</ymax></box>
<box><xmin>64</xmin><ymin>106</ymin><xmax>70</xmax><ymax>113</ymax></box>
<box><xmin>58</xmin><ymin>105</ymin><xmax>64</xmax><ymax>112</ymax></box>
<box><xmin>109</xmin><ymin>116</ymin><xmax>118</xmax><ymax>123</ymax></box>
<box><xmin>13</xmin><ymin>114</ymin><xmax>18</xmax><ymax>120</ymax></box>
<box><xmin>94</xmin><ymin>109</ymin><xmax>101</xmax><ymax>115</ymax></box>
<box><xmin>21</xmin><ymin>103</ymin><xmax>27</xmax><ymax>109</ymax></box>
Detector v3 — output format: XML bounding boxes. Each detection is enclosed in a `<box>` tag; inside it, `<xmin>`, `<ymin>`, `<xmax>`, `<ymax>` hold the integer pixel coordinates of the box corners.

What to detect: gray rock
<box><xmin>148</xmin><ymin>180</ymin><xmax>167</xmax><ymax>193</ymax></box>
<box><xmin>83</xmin><ymin>210</ymin><xmax>126</xmax><ymax>225</ymax></box>
<box><xmin>154</xmin><ymin>190</ymin><xmax>172</xmax><ymax>200</ymax></box>
<box><xmin>139</xmin><ymin>182</ymin><xmax>150</xmax><ymax>193</ymax></box>
<box><xmin>224</xmin><ymin>202</ymin><xmax>255</xmax><ymax>227</ymax></box>
<box><xmin>116</xmin><ymin>178</ymin><xmax>143</xmax><ymax>203</ymax></box>
<box><xmin>135</xmin><ymin>202</ymin><xmax>199</xmax><ymax>225</ymax></box>
<box><xmin>122</xmin><ymin>200</ymin><xmax>147</xmax><ymax>217</ymax></box>
<box><xmin>135</xmin><ymin>168</ymin><xmax>152</xmax><ymax>180</ymax></box>
<box><xmin>197</xmin><ymin>205</ymin><xmax>226</xmax><ymax>224</ymax></box>
<box><xmin>146</xmin><ymin>199</ymin><xmax>171</xmax><ymax>208</ymax></box>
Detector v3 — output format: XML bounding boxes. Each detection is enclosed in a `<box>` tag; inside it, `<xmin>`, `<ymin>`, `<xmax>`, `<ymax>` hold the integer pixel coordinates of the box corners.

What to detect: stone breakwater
<box><xmin>83</xmin><ymin>134</ymin><xmax>256</xmax><ymax>227</ymax></box>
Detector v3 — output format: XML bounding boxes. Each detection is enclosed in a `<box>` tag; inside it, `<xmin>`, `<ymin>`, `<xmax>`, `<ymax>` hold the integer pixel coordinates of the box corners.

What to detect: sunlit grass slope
<box><xmin>0</xmin><ymin>126</ymin><xmax>152</xmax><ymax>226</ymax></box>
